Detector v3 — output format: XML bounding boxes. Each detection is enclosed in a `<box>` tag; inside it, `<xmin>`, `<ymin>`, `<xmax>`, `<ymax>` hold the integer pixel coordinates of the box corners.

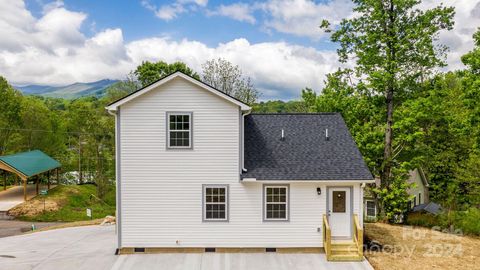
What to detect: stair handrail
<box><xmin>353</xmin><ymin>214</ymin><xmax>363</xmax><ymax>257</ymax></box>
<box><xmin>323</xmin><ymin>214</ymin><xmax>331</xmax><ymax>259</ymax></box>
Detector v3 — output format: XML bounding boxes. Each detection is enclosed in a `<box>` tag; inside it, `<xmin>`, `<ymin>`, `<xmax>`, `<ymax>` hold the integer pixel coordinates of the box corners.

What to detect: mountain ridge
<box><xmin>14</xmin><ymin>79</ymin><xmax>120</xmax><ymax>99</ymax></box>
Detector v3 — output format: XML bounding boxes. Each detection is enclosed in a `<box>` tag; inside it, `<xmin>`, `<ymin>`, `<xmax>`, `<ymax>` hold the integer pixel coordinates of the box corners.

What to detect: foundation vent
<box><xmin>134</xmin><ymin>248</ymin><xmax>145</xmax><ymax>253</ymax></box>
<box><xmin>266</xmin><ymin>248</ymin><xmax>277</xmax><ymax>252</ymax></box>
<box><xmin>205</xmin><ymin>248</ymin><xmax>216</xmax><ymax>252</ymax></box>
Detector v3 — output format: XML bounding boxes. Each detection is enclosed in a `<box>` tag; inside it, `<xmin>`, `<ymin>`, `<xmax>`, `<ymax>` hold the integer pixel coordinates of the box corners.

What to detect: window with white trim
<box><xmin>203</xmin><ymin>185</ymin><xmax>228</xmax><ymax>221</ymax></box>
<box><xmin>167</xmin><ymin>113</ymin><xmax>192</xmax><ymax>148</ymax></box>
<box><xmin>366</xmin><ymin>200</ymin><xmax>376</xmax><ymax>218</ymax></box>
<box><xmin>264</xmin><ymin>185</ymin><xmax>289</xmax><ymax>221</ymax></box>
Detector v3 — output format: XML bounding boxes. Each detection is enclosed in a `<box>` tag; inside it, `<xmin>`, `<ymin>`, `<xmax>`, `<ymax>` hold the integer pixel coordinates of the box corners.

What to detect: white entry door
<box><xmin>328</xmin><ymin>187</ymin><xmax>351</xmax><ymax>239</ymax></box>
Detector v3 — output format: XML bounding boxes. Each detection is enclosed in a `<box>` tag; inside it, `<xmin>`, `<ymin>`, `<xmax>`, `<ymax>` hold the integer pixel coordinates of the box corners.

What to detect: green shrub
<box><xmin>441</xmin><ymin>207</ymin><xmax>480</xmax><ymax>236</ymax></box>
<box><xmin>407</xmin><ymin>207</ymin><xmax>480</xmax><ymax>236</ymax></box>
<box><xmin>406</xmin><ymin>212</ymin><xmax>439</xmax><ymax>227</ymax></box>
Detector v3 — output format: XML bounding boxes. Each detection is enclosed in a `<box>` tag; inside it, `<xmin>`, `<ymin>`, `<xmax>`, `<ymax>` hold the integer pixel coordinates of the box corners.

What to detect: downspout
<box><xmin>107</xmin><ymin>108</ymin><xmax>121</xmax><ymax>250</ymax></box>
<box><xmin>241</xmin><ymin>109</ymin><xmax>252</xmax><ymax>173</ymax></box>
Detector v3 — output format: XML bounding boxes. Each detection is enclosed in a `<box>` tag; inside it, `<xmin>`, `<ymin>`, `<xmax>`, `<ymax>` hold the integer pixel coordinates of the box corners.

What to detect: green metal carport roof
<box><xmin>0</xmin><ymin>150</ymin><xmax>61</xmax><ymax>178</ymax></box>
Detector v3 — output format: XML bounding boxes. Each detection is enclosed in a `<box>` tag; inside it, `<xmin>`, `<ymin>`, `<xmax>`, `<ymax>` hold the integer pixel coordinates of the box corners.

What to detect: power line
<box><xmin>0</xmin><ymin>127</ymin><xmax>112</xmax><ymax>136</ymax></box>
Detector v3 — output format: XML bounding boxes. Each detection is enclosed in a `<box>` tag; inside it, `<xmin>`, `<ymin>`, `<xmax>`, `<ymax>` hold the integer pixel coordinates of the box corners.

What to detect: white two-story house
<box><xmin>106</xmin><ymin>71</ymin><xmax>374</xmax><ymax>261</ymax></box>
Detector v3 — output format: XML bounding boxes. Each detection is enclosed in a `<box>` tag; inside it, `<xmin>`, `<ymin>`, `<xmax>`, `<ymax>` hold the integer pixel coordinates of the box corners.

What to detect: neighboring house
<box><xmin>106</xmin><ymin>71</ymin><xmax>374</xmax><ymax>261</ymax></box>
<box><xmin>407</xmin><ymin>168</ymin><xmax>429</xmax><ymax>207</ymax></box>
<box><xmin>363</xmin><ymin>167</ymin><xmax>430</xmax><ymax>220</ymax></box>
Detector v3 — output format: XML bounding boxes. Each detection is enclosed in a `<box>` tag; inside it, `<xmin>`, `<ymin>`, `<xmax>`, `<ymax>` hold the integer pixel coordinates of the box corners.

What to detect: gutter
<box><xmin>241</xmin><ymin>109</ymin><xmax>252</xmax><ymax>173</ymax></box>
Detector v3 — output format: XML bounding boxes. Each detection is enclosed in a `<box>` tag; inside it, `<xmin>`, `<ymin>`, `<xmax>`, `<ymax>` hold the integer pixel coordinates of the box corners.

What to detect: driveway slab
<box><xmin>0</xmin><ymin>225</ymin><xmax>374</xmax><ymax>270</ymax></box>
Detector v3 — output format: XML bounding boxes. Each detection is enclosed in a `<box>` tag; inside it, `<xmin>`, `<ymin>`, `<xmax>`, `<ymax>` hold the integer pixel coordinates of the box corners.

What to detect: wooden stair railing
<box><xmin>323</xmin><ymin>214</ymin><xmax>331</xmax><ymax>260</ymax></box>
<box><xmin>353</xmin><ymin>214</ymin><xmax>363</xmax><ymax>257</ymax></box>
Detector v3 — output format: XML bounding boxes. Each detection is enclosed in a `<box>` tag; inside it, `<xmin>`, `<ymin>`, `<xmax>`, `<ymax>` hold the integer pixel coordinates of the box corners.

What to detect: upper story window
<box><xmin>264</xmin><ymin>185</ymin><xmax>289</xmax><ymax>221</ymax></box>
<box><xmin>167</xmin><ymin>112</ymin><xmax>192</xmax><ymax>148</ymax></box>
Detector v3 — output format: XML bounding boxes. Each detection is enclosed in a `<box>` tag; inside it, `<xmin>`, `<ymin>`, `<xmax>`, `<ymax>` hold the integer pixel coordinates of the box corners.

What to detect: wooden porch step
<box><xmin>329</xmin><ymin>253</ymin><xmax>363</xmax><ymax>261</ymax></box>
<box><xmin>329</xmin><ymin>241</ymin><xmax>363</xmax><ymax>261</ymax></box>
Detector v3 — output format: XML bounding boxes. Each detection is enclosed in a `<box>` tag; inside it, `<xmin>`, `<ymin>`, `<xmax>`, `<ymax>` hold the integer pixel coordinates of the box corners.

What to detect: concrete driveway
<box><xmin>0</xmin><ymin>185</ymin><xmax>51</xmax><ymax>211</ymax></box>
<box><xmin>0</xmin><ymin>225</ymin><xmax>374</xmax><ymax>270</ymax></box>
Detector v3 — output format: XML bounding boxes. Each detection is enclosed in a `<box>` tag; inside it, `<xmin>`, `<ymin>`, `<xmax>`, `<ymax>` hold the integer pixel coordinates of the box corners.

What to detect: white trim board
<box><xmin>241</xmin><ymin>179</ymin><xmax>375</xmax><ymax>184</ymax></box>
<box><xmin>106</xmin><ymin>72</ymin><xmax>251</xmax><ymax>111</ymax></box>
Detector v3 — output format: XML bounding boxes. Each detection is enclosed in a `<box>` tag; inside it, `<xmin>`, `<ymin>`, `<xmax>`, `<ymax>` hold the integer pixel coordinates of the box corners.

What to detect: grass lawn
<box><xmin>8</xmin><ymin>184</ymin><xmax>116</xmax><ymax>222</ymax></box>
<box><xmin>365</xmin><ymin>222</ymin><xmax>480</xmax><ymax>270</ymax></box>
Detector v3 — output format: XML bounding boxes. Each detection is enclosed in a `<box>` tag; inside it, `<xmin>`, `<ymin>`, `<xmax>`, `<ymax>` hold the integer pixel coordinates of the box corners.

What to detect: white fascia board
<box><xmin>105</xmin><ymin>72</ymin><xmax>251</xmax><ymax>111</ymax></box>
<box><xmin>242</xmin><ymin>179</ymin><xmax>376</xmax><ymax>184</ymax></box>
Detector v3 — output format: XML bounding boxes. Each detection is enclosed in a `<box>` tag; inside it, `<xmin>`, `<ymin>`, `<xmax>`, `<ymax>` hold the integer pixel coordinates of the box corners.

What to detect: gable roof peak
<box><xmin>106</xmin><ymin>71</ymin><xmax>251</xmax><ymax>111</ymax></box>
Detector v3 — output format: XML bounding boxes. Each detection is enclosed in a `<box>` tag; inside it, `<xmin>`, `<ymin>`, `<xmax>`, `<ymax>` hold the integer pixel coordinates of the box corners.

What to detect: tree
<box><xmin>322</xmin><ymin>0</ymin><xmax>454</xmax><ymax>218</ymax></box>
<box><xmin>201</xmin><ymin>58</ymin><xmax>259</xmax><ymax>104</ymax></box>
<box><xmin>134</xmin><ymin>61</ymin><xmax>199</xmax><ymax>87</ymax></box>
<box><xmin>105</xmin><ymin>72</ymin><xmax>139</xmax><ymax>102</ymax></box>
<box><xmin>0</xmin><ymin>77</ymin><xmax>22</xmax><ymax>155</ymax></box>
<box><xmin>461</xmin><ymin>28</ymin><xmax>480</xmax><ymax>150</ymax></box>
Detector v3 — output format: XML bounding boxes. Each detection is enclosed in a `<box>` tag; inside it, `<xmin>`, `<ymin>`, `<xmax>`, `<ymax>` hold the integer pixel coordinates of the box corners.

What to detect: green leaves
<box><xmin>134</xmin><ymin>61</ymin><xmax>200</xmax><ymax>87</ymax></box>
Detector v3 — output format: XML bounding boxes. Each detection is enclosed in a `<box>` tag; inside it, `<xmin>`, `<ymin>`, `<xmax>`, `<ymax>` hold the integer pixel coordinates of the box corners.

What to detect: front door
<box><xmin>328</xmin><ymin>187</ymin><xmax>351</xmax><ymax>239</ymax></box>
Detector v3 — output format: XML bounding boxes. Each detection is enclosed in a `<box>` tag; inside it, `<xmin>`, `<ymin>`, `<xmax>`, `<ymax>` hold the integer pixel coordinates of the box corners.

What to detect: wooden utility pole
<box><xmin>47</xmin><ymin>170</ymin><xmax>50</xmax><ymax>190</ymax></box>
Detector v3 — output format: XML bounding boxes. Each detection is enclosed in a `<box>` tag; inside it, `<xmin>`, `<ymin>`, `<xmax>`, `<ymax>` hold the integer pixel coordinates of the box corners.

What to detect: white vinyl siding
<box><xmin>118</xmin><ymin>76</ymin><xmax>365</xmax><ymax>248</ymax></box>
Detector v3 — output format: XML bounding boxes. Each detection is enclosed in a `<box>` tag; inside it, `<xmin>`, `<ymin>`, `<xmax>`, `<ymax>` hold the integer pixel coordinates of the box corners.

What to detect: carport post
<box><xmin>24</xmin><ymin>178</ymin><xmax>27</xmax><ymax>201</ymax></box>
<box><xmin>47</xmin><ymin>170</ymin><xmax>50</xmax><ymax>190</ymax></box>
<box><xmin>36</xmin><ymin>175</ymin><xmax>39</xmax><ymax>195</ymax></box>
<box><xmin>3</xmin><ymin>170</ymin><xmax>6</xmax><ymax>190</ymax></box>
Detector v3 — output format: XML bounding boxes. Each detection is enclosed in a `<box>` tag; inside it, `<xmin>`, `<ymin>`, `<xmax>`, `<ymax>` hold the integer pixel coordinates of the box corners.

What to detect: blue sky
<box><xmin>25</xmin><ymin>0</ymin><xmax>336</xmax><ymax>49</ymax></box>
<box><xmin>1</xmin><ymin>0</ymin><xmax>478</xmax><ymax>100</ymax></box>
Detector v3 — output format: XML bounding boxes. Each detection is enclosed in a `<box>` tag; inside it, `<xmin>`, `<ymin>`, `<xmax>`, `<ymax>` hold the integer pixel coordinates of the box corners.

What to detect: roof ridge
<box><xmin>106</xmin><ymin>70</ymin><xmax>250</xmax><ymax>109</ymax></box>
<box><xmin>249</xmin><ymin>112</ymin><xmax>340</xmax><ymax>115</ymax></box>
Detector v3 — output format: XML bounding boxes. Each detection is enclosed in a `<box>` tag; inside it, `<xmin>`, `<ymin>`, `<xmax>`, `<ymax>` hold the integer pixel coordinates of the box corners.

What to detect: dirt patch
<box><xmin>6</xmin><ymin>185</ymin><xmax>79</xmax><ymax>217</ymax></box>
<box><xmin>365</xmin><ymin>223</ymin><xmax>480</xmax><ymax>270</ymax></box>
<box><xmin>8</xmin><ymin>199</ymin><xmax>60</xmax><ymax>217</ymax></box>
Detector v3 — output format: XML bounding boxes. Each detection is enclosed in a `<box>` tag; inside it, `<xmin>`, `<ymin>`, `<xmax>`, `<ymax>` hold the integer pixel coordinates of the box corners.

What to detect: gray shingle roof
<box><xmin>242</xmin><ymin>113</ymin><xmax>373</xmax><ymax>181</ymax></box>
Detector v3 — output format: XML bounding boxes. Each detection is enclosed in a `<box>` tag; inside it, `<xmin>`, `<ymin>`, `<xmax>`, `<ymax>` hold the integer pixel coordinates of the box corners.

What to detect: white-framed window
<box><xmin>167</xmin><ymin>112</ymin><xmax>192</xmax><ymax>148</ymax></box>
<box><xmin>203</xmin><ymin>185</ymin><xmax>228</xmax><ymax>221</ymax></box>
<box><xmin>264</xmin><ymin>185</ymin><xmax>289</xmax><ymax>221</ymax></box>
<box><xmin>366</xmin><ymin>200</ymin><xmax>376</xmax><ymax>218</ymax></box>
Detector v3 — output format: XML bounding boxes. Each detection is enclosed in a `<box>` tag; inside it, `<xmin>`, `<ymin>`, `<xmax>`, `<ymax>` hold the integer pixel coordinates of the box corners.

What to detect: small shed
<box><xmin>0</xmin><ymin>150</ymin><xmax>61</xmax><ymax>200</ymax></box>
<box><xmin>412</xmin><ymin>202</ymin><xmax>442</xmax><ymax>215</ymax></box>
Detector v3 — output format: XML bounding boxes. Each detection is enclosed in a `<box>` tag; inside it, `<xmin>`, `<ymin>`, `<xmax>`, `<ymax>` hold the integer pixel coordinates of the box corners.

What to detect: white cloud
<box><xmin>141</xmin><ymin>0</ymin><xmax>206</xmax><ymax>21</ymax></box>
<box><xmin>208</xmin><ymin>3</ymin><xmax>256</xmax><ymax>24</ymax></box>
<box><xmin>259</xmin><ymin>0</ymin><xmax>355</xmax><ymax>39</ymax></box>
<box><xmin>419</xmin><ymin>0</ymin><xmax>480</xmax><ymax>70</ymax></box>
<box><xmin>127</xmin><ymin>37</ymin><xmax>339</xmax><ymax>99</ymax></box>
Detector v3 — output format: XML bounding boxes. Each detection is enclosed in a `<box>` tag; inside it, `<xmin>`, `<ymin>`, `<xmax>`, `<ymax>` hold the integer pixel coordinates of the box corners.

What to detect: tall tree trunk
<box><xmin>382</xmin><ymin>88</ymin><xmax>394</xmax><ymax>186</ymax></box>
<box><xmin>379</xmin><ymin>0</ymin><xmax>396</xmax><ymax>219</ymax></box>
<box><xmin>381</xmin><ymin>0</ymin><xmax>396</xmax><ymax>188</ymax></box>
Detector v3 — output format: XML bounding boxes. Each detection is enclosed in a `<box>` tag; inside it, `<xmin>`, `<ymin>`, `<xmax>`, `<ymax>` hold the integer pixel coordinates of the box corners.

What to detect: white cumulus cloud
<box><xmin>208</xmin><ymin>3</ymin><xmax>256</xmax><ymax>24</ymax></box>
